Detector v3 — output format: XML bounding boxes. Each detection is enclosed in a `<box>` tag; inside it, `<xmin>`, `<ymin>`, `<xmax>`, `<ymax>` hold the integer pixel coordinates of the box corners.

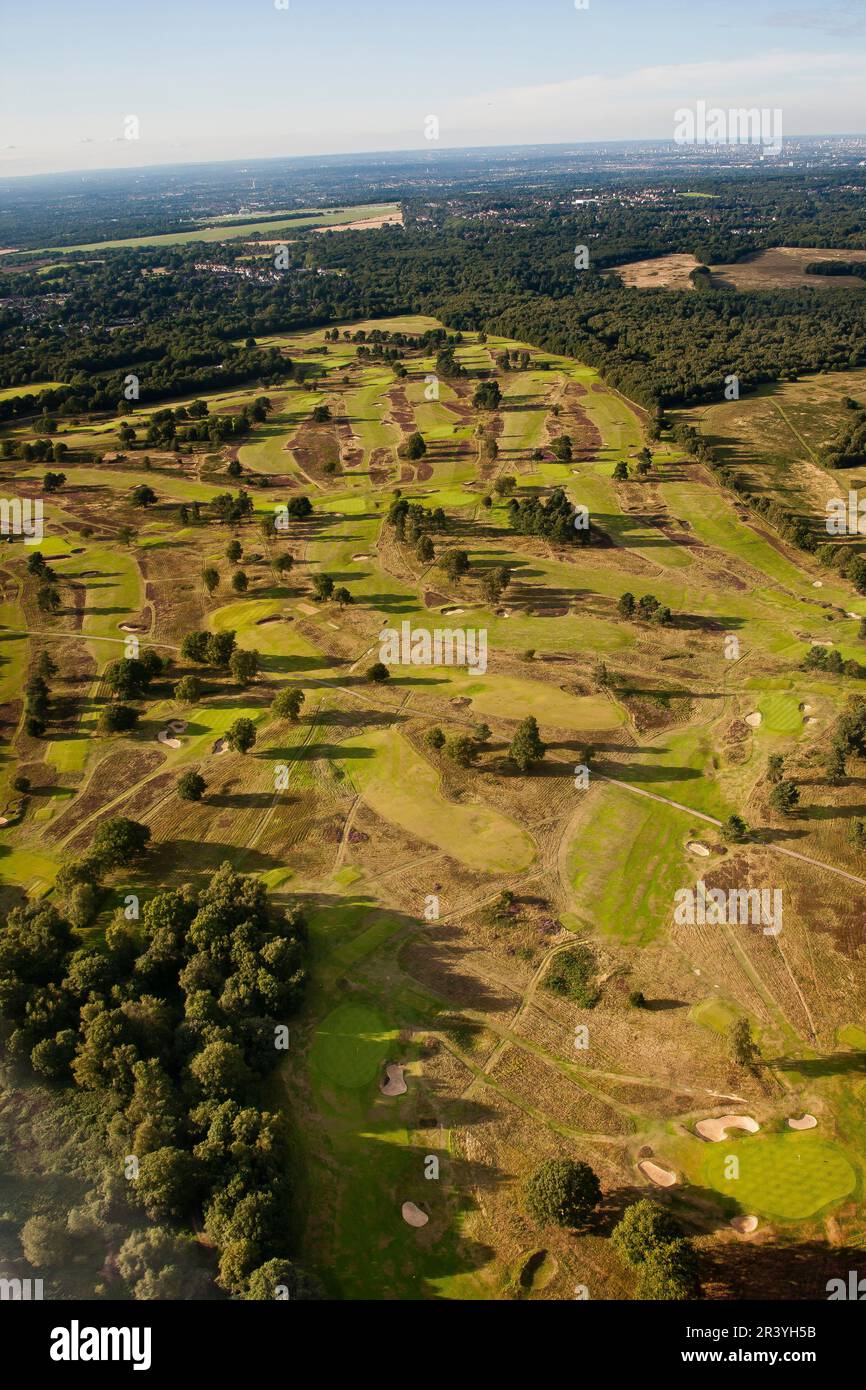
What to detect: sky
<box><xmin>2</xmin><ymin>0</ymin><xmax>866</xmax><ymax>177</ymax></box>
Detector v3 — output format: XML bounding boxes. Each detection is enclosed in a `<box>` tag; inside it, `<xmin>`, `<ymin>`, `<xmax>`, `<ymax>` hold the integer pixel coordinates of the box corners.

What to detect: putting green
<box><xmin>337</xmin><ymin>728</ymin><xmax>535</xmax><ymax>873</ymax></box>
<box><xmin>701</xmin><ymin>1134</ymin><xmax>856</xmax><ymax>1220</ymax></box>
<box><xmin>309</xmin><ymin>1002</ymin><xmax>392</xmax><ymax>1088</ymax></box>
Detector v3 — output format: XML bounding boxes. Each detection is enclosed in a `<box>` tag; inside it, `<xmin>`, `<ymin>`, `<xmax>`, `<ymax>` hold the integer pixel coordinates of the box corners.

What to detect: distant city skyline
<box><xmin>2</xmin><ymin>0</ymin><xmax>866</xmax><ymax>177</ymax></box>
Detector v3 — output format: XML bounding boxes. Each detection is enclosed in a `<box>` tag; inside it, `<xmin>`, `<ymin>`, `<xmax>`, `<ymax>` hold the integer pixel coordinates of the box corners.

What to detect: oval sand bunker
<box><xmin>696</xmin><ymin>1114</ymin><xmax>760</xmax><ymax>1142</ymax></box>
<box><xmin>380</xmin><ymin>1063</ymin><xmax>408</xmax><ymax>1097</ymax></box>
<box><xmin>638</xmin><ymin>1160</ymin><xmax>678</xmax><ymax>1187</ymax></box>
<box><xmin>788</xmin><ymin>1114</ymin><xmax>818</xmax><ymax>1130</ymax></box>
<box><xmin>730</xmin><ymin>1215</ymin><xmax>759</xmax><ymax>1235</ymax></box>
<box><xmin>745</xmin><ymin>712</ymin><xmax>762</xmax><ymax>728</ymax></box>
<box><xmin>687</xmin><ymin>841</ymin><xmax>710</xmax><ymax>857</ymax></box>
<box><xmin>401</xmin><ymin>1202</ymin><xmax>429</xmax><ymax>1228</ymax></box>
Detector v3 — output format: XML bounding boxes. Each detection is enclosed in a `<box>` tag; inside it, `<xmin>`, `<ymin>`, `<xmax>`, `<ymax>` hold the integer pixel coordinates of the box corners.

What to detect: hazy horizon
<box><xmin>2</xmin><ymin>0</ymin><xmax>866</xmax><ymax>178</ymax></box>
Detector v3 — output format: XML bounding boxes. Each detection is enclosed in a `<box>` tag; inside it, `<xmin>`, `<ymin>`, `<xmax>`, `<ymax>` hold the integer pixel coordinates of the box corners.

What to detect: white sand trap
<box><xmin>800</xmin><ymin>703</ymin><xmax>812</xmax><ymax>714</ymax></box>
<box><xmin>812</xmin><ymin>580</ymin><xmax>823</xmax><ymax>588</ymax></box>
<box><xmin>441</xmin><ymin>607</ymin><xmax>465</xmax><ymax>615</ymax></box>
<box><xmin>848</xmin><ymin>613</ymin><xmax>860</xmax><ymax>620</ymax></box>
<box><xmin>687</xmin><ymin>841</ymin><xmax>710</xmax><ymax>857</ymax></box>
<box><xmin>351</xmin><ymin>553</ymin><xmax>371</xmax><ymax>560</ymax></box>
<box><xmin>380</xmin><ymin>1063</ymin><xmax>408</xmax><ymax>1097</ymax></box>
<box><xmin>120</xmin><ymin>622</ymin><xmax>145</xmax><ymax>632</ymax></box>
<box><xmin>638</xmin><ymin>1160</ymin><xmax>678</xmax><ymax>1187</ymax></box>
<box><xmin>167</xmin><ymin>719</ymin><xmax>187</xmax><ymax>734</ymax></box>
<box><xmin>696</xmin><ymin>1114</ymin><xmax>760</xmax><ymax>1142</ymax></box>
<box><xmin>401</xmin><ymin>1202</ymin><xmax>429</xmax><ymax>1228</ymax></box>
<box><xmin>730</xmin><ymin>1215</ymin><xmax>759</xmax><ymax>1235</ymax></box>
<box><xmin>745</xmin><ymin>712</ymin><xmax>762</xmax><ymax>728</ymax></box>
<box><xmin>788</xmin><ymin>1113</ymin><xmax>817</xmax><ymax>1130</ymax></box>
<box><xmin>211</xmin><ymin>737</ymin><xmax>229</xmax><ymax>755</ymax></box>
<box><xmin>804</xmin><ymin>717</ymin><xmax>818</xmax><ymax>726</ymax></box>
<box><xmin>158</xmin><ymin>731</ymin><xmax>182</xmax><ymax>748</ymax></box>
<box><xmin>0</xmin><ymin>816</ymin><xmax>9</xmax><ymax>827</ymax></box>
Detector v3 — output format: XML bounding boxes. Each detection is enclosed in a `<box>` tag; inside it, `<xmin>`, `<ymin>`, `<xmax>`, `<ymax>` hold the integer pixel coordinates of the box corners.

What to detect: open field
<box><xmin>610</xmin><ymin>246</ymin><xmax>866</xmax><ymax>293</ymax></box>
<box><xmin>3</xmin><ymin>313</ymin><xmax>866</xmax><ymax>1301</ymax></box>
<box><xmin>31</xmin><ymin>203</ymin><xmax>401</xmax><ymax>254</ymax></box>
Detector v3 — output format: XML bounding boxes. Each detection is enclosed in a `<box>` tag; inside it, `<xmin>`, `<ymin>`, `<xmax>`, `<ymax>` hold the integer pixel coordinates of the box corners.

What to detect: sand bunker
<box><xmin>0</xmin><ymin>816</ymin><xmax>9</xmax><ymax>827</ymax></box>
<box><xmin>800</xmin><ymin>703</ymin><xmax>812</xmax><ymax>714</ymax></box>
<box><xmin>730</xmin><ymin>1215</ymin><xmax>759</xmax><ymax>1235</ymax></box>
<box><xmin>696</xmin><ymin>1114</ymin><xmax>760</xmax><ymax>1142</ymax></box>
<box><xmin>687</xmin><ymin>841</ymin><xmax>710</xmax><ymax>857</ymax></box>
<box><xmin>745</xmin><ymin>712</ymin><xmax>762</xmax><ymax>728</ymax></box>
<box><xmin>804</xmin><ymin>717</ymin><xmax>818</xmax><ymax>726</ymax></box>
<box><xmin>120</xmin><ymin>622</ymin><xmax>145</xmax><ymax>632</ymax></box>
<box><xmin>812</xmin><ymin>581</ymin><xmax>823</xmax><ymax>588</ymax></box>
<box><xmin>211</xmin><ymin>737</ymin><xmax>228</xmax><ymax>755</ymax></box>
<box><xmin>788</xmin><ymin>1114</ymin><xmax>818</xmax><ymax>1130</ymax></box>
<box><xmin>441</xmin><ymin>606</ymin><xmax>465</xmax><ymax>615</ymax></box>
<box><xmin>158</xmin><ymin>718</ymin><xmax>187</xmax><ymax>749</ymax></box>
<box><xmin>401</xmin><ymin>1202</ymin><xmax>429</xmax><ymax>1228</ymax></box>
<box><xmin>380</xmin><ymin>1063</ymin><xmax>408</xmax><ymax>1097</ymax></box>
<box><xmin>351</xmin><ymin>553</ymin><xmax>371</xmax><ymax>560</ymax></box>
<box><xmin>638</xmin><ymin>1160</ymin><xmax>678</xmax><ymax>1187</ymax></box>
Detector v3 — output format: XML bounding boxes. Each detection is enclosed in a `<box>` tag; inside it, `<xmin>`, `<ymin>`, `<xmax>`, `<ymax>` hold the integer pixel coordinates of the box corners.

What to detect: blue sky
<box><xmin>2</xmin><ymin>0</ymin><xmax>866</xmax><ymax>175</ymax></box>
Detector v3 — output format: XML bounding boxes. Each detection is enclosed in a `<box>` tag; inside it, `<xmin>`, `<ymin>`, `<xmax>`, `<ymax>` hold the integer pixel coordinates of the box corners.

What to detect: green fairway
<box><xmin>336</xmin><ymin>727</ymin><xmax>536</xmax><ymax>873</ymax></box>
<box><xmin>701</xmin><ymin>1134</ymin><xmax>856</xmax><ymax>1220</ymax></box>
<box><xmin>309</xmin><ymin>1002</ymin><xmax>392</xmax><ymax>1088</ymax></box>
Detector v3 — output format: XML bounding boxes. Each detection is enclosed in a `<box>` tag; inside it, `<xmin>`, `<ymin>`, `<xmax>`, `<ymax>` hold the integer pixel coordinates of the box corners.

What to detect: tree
<box><xmin>473</xmin><ymin>380</ymin><xmax>501</xmax><ymax>411</ymax></box>
<box><xmin>769</xmin><ymin>779</ymin><xmax>800</xmax><ymax>816</ymax></box>
<box><xmin>312</xmin><ymin>573</ymin><xmax>334</xmax><ymax>602</ymax></box>
<box><xmin>311</xmin><ymin>404</ymin><xmax>331</xmax><ymax>423</ymax></box>
<box><xmin>550</xmin><ymin>434</ymin><xmax>573</xmax><ymax>463</ymax></box>
<box><xmin>440</xmin><ymin>549</ymin><xmax>470</xmax><ymax>582</ymax></box>
<box><xmin>190</xmin><ymin>1041</ymin><xmax>252</xmax><ymax>1099</ymax></box>
<box><xmin>202</xmin><ymin>567</ymin><xmax>219</xmax><ymax>595</ymax></box>
<box><xmin>826</xmin><ymin>742</ymin><xmax>847</xmax><ymax>784</ymax></box>
<box><xmin>43</xmin><ymin>470</ymin><xmax>66</xmax><ymax>493</ymax></box>
<box><xmin>275</xmin><ymin>553</ymin><xmax>294</xmax><ymax>575</ymax></box>
<box><xmin>231</xmin><ymin>570</ymin><xmax>249</xmax><ymax>594</ymax></box>
<box><xmin>417</xmin><ymin>534</ymin><xmax>434</xmax><ymax>563</ymax></box>
<box><xmin>177</xmin><ymin>770</ymin><xmax>206</xmax><ymax>802</ymax></box>
<box><xmin>426</xmin><ymin>726</ymin><xmax>445</xmax><ymax>749</ymax></box>
<box><xmin>523</xmin><ymin>1157</ymin><xmax>601</xmax><ymax>1228</ymax></box>
<box><xmin>135</xmin><ymin>1147</ymin><xmax>200</xmax><ymax>1222</ymax></box>
<box><xmin>245</xmin><ymin>1259</ymin><xmax>322</xmax><ymax>1301</ymax></box>
<box><xmin>205</xmin><ymin>631</ymin><xmax>236</xmax><ymax>667</ymax></box>
<box><xmin>272</xmin><ymin>688</ymin><xmax>304</xmax><ymax>722</ymax></box>
<box><xmin>226</xmin><ymin>540</ymin><xmax>243</xmax><ymax>564</ymax></box>
<box><xmin>721</xmin><ymin>813</ymin><xmax>748</xmax><ymax>843</ymax></box>
<box><xmin>612</xmin><ymin>1200</ymin><xmax>684</xmax><ymax>1267</ymax></box>
<box><xmin>20</xmin><ymin>1215</ymin><xmax>69</xmax><ymax>1268</ymax></box>
<box><xmin>174</xmin><ymin>675</ymin><xmax>202</xmax><ymax>703</ymax></box>
<box><xmin>446</xmin><ymin>735</ymin><xmax>476</xmax><ymax>768</ymax></box>
<box><xmin>635</xmin><ymin>1239</ymin><xmax>701</xmax><ymax>1301</ymax></box>
<box><xmin>509</xmin><ymin>715</ymin><xmax>546</xmax><ymax>772</ymax></box>
<box><xmin>334</xmin><ymin>586</ymin><xmax>353</xmax><ymax>606</ymax></box>
<box><xmin>618</xmin><ymin>592</ymin><xmax>636</xmax><ymax>619</ymax></box>
<box><xmin>226</xmin><ymin>718</ymin><xmax>256</xmax><ymax>754</ymax></box>
<box><xmin>91</xmin><ymin>817</ymin><xmax>150</xmax><ymax>870</ymax></box>
<box><xmin>613</xmin><ymin>460</ymin><xmax>629</xmax><ymax>481</ymax></box>
<box><xmin>99</xmin><ymin>703</ymin><xmax>140</xmax><ymax>735</ymax></box>
<box><xmin>766</xmin><ymin>753</ymin><xmax>784</xmax><ymax>784</ymax></box>
<box><xmin>729</xmin><ymin>1016</ymin><xmax>758</xmax><ymax>1068</ymax></box>
<box><xmin>403</xmin><ymin>432</ymin><xmax>427</xmax><ymax>460</ymax></box>
<box><xmin>367</xmin><ymin>662</ymin><xmax>390</xmax><ymax>683</ymax></box>
<box><xmin>131</xmin><ymin>484</ymin><xmax>157</xmax><ymax>508</ymax></box>
<box><xmin>230</xmin><ymin>649</ymin><xmax>259</xmax><ymax>686</ymax></box>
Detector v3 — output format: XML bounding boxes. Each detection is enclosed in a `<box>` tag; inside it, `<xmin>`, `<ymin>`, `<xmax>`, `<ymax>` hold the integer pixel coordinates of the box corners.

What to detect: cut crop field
<box><xmin>3</xmin><ymin>314</ymin><xmax>866</xmax><ymax>1302</ymax></box>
